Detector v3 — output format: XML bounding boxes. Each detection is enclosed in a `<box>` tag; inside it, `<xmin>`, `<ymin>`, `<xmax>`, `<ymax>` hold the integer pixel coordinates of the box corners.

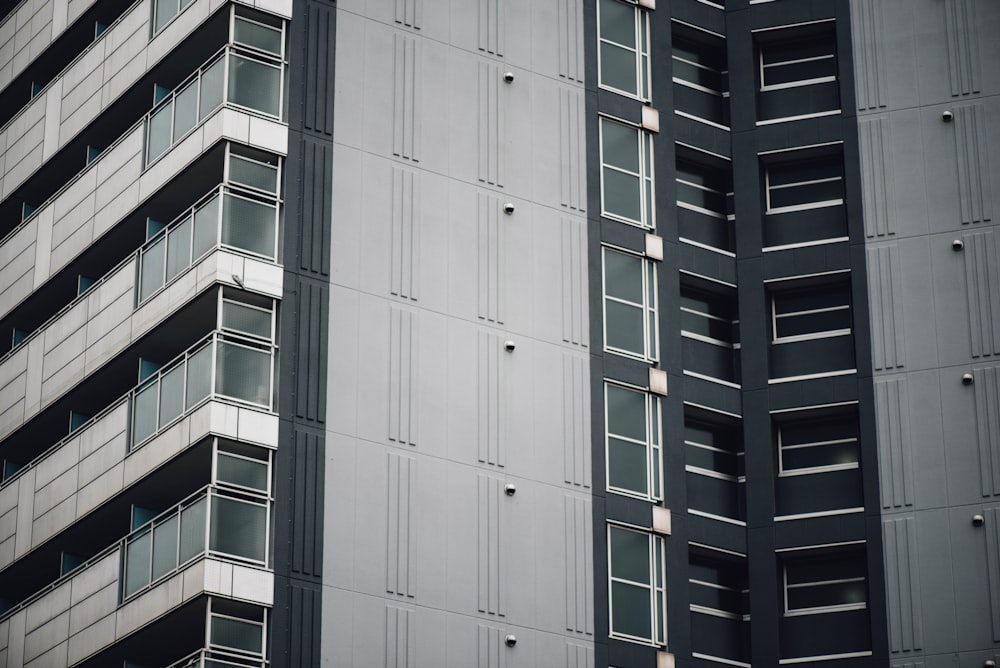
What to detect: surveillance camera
<box><xmin>503</xmin><ymin>71</ymin><xmax>514</xmax><ymax>83</ymax></box>
<box><xmin>504</xmin><ymin>483</ymin><xmax>516</xmax><ymax>496</ymax></box>
<box><xmin>952</xmin><ymin>239</ymin><xmax>964</xmax><ymax>251</ymax></box>
<box><xmin>504</xmin><ymin>340</ymin><xmax>515</xmax><ymax>352</ymax></box>
<box><xmin>504</xmin><ymin>635</ymin><xmax>517</xmax><ymax>647</ymax></box>
<box><xmin>942</xmin><ymin>110</ymin><xmax>953</xmax><ymax>122</ymax></box>
<box><xmin>973</xmin><ymin>514</ymin><xmax>985</xmax><ymax>527</ymax></box>
<box><xmin>962</xmin><ymin>373</ymin><xmax>974</xmax><ymax>385</ymax></box>
<box><xmin>503</xmin><ymin>202</ymin><xmax>514</xmax><ymax>215</ymax></box>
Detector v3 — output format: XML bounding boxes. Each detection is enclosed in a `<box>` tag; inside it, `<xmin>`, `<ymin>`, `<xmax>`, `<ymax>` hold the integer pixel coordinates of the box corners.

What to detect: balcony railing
<box><xmin>166</xmin><ymin>648</ymin><xmax>267</xmax><ymax>668</ymax></box>
<box><xmin>131</xmin><ymin>331</ymin><xmax>275</xmax><ymax>448</ymax></box>
<box><xmin>146</xmin><ymin>41</ymin><xmax>284</xmax><ymax>166</ymax></box>
<box><xmin>123</xmin><ymin>485</ymin><xmax>270</xmax><ymax>600</ymax></box>
<box><xmin>138</xmin><ymin>180</ymin><xmax>279</xmax><ymax>303</ymax></box>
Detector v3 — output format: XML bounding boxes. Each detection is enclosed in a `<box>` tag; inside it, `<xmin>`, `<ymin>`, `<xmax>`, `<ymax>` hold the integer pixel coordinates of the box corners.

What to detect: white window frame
<box><xmin>758</xmin><ymin>40</ymin><xmax>836</xmax><ymax>92</ymax></box>
<box><xmin>602</xmin><ymin>246</ymin><xmax>659</xmax><ymax>362</ymax></box>
<box><xmin>777</xmin><ymin>418</ymin><xmax>859</xmax><ymax>477</ymax></box>
<box><xmin>782</xmin><ymin>552</ymin><xmax>867</xmax><ymax>617</ymax></box>
<box><xmin>599</xmin><ymin>117</ymin><xmax>655</xmax><ymax>229</ymax></box>
<box><xmin>597</xmin><ymin>0</ymin><xmax>651</xmax><ymax>102</ymax></box>
<box><xmin>770</xmin><ymin>285</ymin><xmax>851</xmax><ymax>344</ymax></box>
<box><xmin>608</xmin><ymin>523</ymin><xmax>667</xmax><ymax>646</ymax></box>
<box><xmin>764</xmin><ymin>161</ymin><xmax>843</xmax><ymax>215</ymax></box>
<box><xmin>605</xmin><ymin>382</ymin><xmax>662</xmax><ymax>501</ymax></box>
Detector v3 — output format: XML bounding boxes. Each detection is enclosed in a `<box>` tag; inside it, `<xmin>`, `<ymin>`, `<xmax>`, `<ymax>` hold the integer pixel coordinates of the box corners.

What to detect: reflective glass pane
<box><xmin>222</xmin><ymin>301</ymin><xmax>272</xmax><ymax>339</ymax></box>
<box><xmin>158</xmin><ymin>363</ymin><xmax>185</xmax><ymax>427</ymax></box>
<box><xmin>602</xmin><ymin>168</ymin><xmax>642</xmax><ymax>222</ymax></box>
<box><xmin>192</xmin><ymin>195</ymin><xmax>220</xmax><ymax>260</ymax></box>
<box><xmin>165</xmin><ymin>217</ymin><xmax>192</xmax><ymax>282</ymax></box>
<box><xmin>608</xmin><ymin>437</ymin><xmax>648</xmax><ymax>495</ymax></box>
<box><xmin>233</xmin><ymin>18</ymin><xmax>282</xmax><ymax>55</ymax></box>
<box><xmin>611</xmin><ymin>581</ymin><xmax>652</xmax><ymax>639</ymax></box>
<box><xmin>211</xmin><ymin>616</ymin><xmax>263</xmax><ymax>654</ymax></box>
<box><xmin>185</xmin><ymin>344</ymin><xmax>212</xmax><ymax>409</ymax></box>
<box><xmin>605</xmin><ymin>301</ymin><xmax>644</xmax><ymax>355</ymax></box>
<box><xmin>222</xmin><ymin>195</ymin><xmax>277</xmax><ymax>258</ymax></box>
<box><xmin>217</xmin><ymin>453</ymin><xmax>269</xmax><ymax>491</ymax></box>
<box><xmin>124</xmin><ymin>531</ymin><xmax>152</xmax><ymax>597</ymax></box>
<box><xmin>172</xmin><ymin>81</ymin><xmax>198</xmax><ymax>141</ymax></box>
<box><xmin>139</xmin><ymin>237</ymin><xmax>166</xmax><ymax>302</ymax></box>
<box><xmin>769</xmin><ymin>180</ymin><xmax>842</xmax><ymax>210</ymax></box>
<box><xmin>783</xmin><ymin>440</ymin><xmax>858</xmax><ymax>471</ymax></box>
<box><xmin>601</xmin><ymin>120</ymin><xmax>640</xmax><ymax>172</ymax></box>
<box><xmin>787</xmin><ymin>580</ymin><xmax>865</xmax><ymax>610</ymax></box>
<box><xmin>600</xmin><ymin>42</ymin><xmax>637</xmax><ymax>95</ymax></box>
<box><xmin>216</xmin><ymin>342</ymin><xmax>270</xmax><ymax>405</ymax></box>
<box><xmin>210</xmin><ymin>497</ymin><xmax>266</xmax><ymax>561</ymax></box>
<box><xmin>154</xmin><ymin>0</ymin><xmax>179</xmax><ymax>34</ymax></box>
<box><xmin>199</xmin><ymin>58</ymin><xmax>225</xmax><ymax>119</ymax></box>
<box><xmin>146</xmin><ymin>102</ymin><xmax>173</xmax><ymax>164</ymax></box>
<box><xmin>610</xmin><ymin>527</ymin><xmax>650</xmax><ymax>583</ymax></box>
<box><xmin>132</xmin><ymin>382</ymin><xmax>159</xmax><ymax>445</ymax></box>
<box><xmin>179</xmin><ymin>497</ymin><xmax>207</xmax><ymax>564</ymax></box>
<box><xmin>604</xmin><ymin>251</ymin><xmax>643</xmax><ymax>303</ymax></box>
<box><xmin>599</xmin><ymin>0</ymin><xmax>636</xmax><ymax>47</ymax></box>
<box><xmin>151</xmin><ymin>515</ymin><xmax>178</xmax><ymax>581</ymax></box>
<box><xmin>229</xmin><ymin>155</ymin><xmax>278</xmax><ymax>193</ymax></box>
<box><xmin>228</xmin><ymin>56</ymin><xmax>281</xmax><ymax>117</ymax></box>
<box><xmin>606</xmin><ymin>385</ymin><xmax>646</xmax><ymax>442</ymax></box>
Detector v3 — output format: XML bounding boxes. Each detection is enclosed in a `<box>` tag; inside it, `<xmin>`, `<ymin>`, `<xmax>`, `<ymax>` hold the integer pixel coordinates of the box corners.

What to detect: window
<box><xmin>689</xmin><ymin>545</ymin><xmax>750</xmax><ymax>666</ymax></box>
<box><xmin>759</xmin><ymin>37</ymin><xmax>836</xmax><ymax>91</ymax></box>
<box><xmin>598</xmin><ymin>0</ymin><xmax>650</xmax><ymax>101</ymax></box>
<box><xmin>152</xmin><ymin>0</ymin><xmax>196</xmax><ymax>35</ymax></box>
<box><xmin>783</xmin><ymin>548</ymin><xmax>867</xmax><ymax>616</ymax></box>
<box><xmin>672</xmin><ymin>30</ymin><xmax>727</xmax><ymax>98</ymax></box>
<box><xmin>685</xmin><ymin>410</ymin><xmax>745</xmax><ymax>523</ymax></box>
<box><xmin>602</xmin><ymin>247</ymin><xmax>658</xmax><ymax>362</ymax></box>
<box><xmin>681</xmin><ymin>286</ymin><xmax>739</xmax><ymax>349</ymax></box>
<box><xmin>764</xmin><ymin>154</ymin><xmax>843</xmax><ymax>214</ymax></box>
<box><xmin>600</xmin><ymin>117</ymin><xmax>654</xmax><ymax>229</ymax></box>
<box><xmin>605</xmin><ymin>383</ymin><xmax>662</xmax><ymax>501</ymax></box>
<box><xmin>778</xmin><ymin>413</ymin><xmax>859</xmax><ymax>477</ymax></box>
<box><xmin>771</xmin><ymin>282</ymin><xmax>851</xmax><ymax>343</ymax></box>
<box><xmin>608</xmin><ymin>524</ymin><xmax>666</xmax><ymax>645</ymax></box>
<box><xmin>676</xmin><ymin>155</ymin><xmax>733</xmax><ymax>222</ymax></box>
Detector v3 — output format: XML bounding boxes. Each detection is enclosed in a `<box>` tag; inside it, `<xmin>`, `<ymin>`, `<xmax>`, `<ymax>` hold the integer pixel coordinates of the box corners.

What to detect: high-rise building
<box><xmin>0</xmin><ymin>0</ymin><xmax>996</xmax><ymax>666</ymax></box>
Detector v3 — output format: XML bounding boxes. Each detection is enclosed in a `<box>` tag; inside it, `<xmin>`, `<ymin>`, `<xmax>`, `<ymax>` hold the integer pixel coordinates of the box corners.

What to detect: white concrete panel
<box><xmin>236</xmin><ymin>409</ymin><xmax>279</xmax><ymax>446</ymax></box>
<box><xmin>13</xmin><ymin>468</ymin><xmax>35</xmax><ymax>560</ymax></box>
<box><xmin>230</xmin><ymin>565</ymin><xmax>274</xmax><ymax>605</ymax></box>
<box><xmin>31</xmin><ymin>465</ymin><xmax>77</xmax><ymax>518</ymax></box>
<box><xmin>41</xmin><ymin>79</ymin><xmax>63</xmax><ymax>162</ymax></box>
<box><xmin>75</xmin><ymin>462</ymin><xmax>123</xmax><ymax>518</ymax></box>
<box><xmin>248</xmin><ymin>115</ymin><xmax>288</xmax><ymax>154</ymax></box>
<box><xmin>31</xmin><ymin>495</ymin><xmax>76</xmax><ymax>546</ymax></box>
<box><xmin>65</xmin><ymin>613</ymin><xmax>114</xmax><ymax>665</ymax></box>
<box><xmin>66</xmin><ymin>582</ymin><xmax>116</xmax><ymax>637</ymax></box>
<box><xmin>209</xmin><ymin>402</ymin><xmax>240</xmax><ymax>438</ymax></box>
<box><xmin>24</xmin><ymin>582</ymin><xmax>70</xmax><ymax>635</ymax></box>
<box><xmin>3</xmin><ymin>610</ymin><xmax>25</xmax><ymax>668</ymax></box>
<box><xmin>69</xmin><ymin>552</ymin><xmax>117</xmax><ymax>607</ymax></box>
<box><xmin>242</xmin><ymin>257</ymin><xmax>284</xmax><ymax>296</ymax></box>
<box><xmin>221</xmin><ymin>108</ymin><xmax>252</xmax><ymax>146</ymax></box>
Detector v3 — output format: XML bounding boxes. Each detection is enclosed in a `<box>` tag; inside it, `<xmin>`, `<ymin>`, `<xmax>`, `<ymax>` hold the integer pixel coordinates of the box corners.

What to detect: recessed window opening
<box><xmin>765</xmin><ymin>155</ymin><xmax>843</xmax><ymax>214</ymax></box>
<box><xmin>608</xmin><ymin>524</ymin><xmax>667</xmax><ymax>646</ymax></box>
<box><xmin>783</xmin><ymin>549</ymin><xmax>867</xmax><ymax>616</ymax></box>
<box><xmin>778</xmin><ymin>413</ymin><xmax>859</xmax><ymax>477</ymax></box>
<box><xmin>605</xmin><ymin>382</ymin><xmax>662</xmax><ymax>501</ymax></box>
<box><xmin>771</xmin><ymin>282</ymin><xmax>851</xmax><ymax>343</ymax></box>
<box><xmin>760</xmin><ymin>37</ymin><xmax>836</xmax><ymax>91</ymax></box>
<box><xmin>600</xmin><ymin>117</ymin><xmax>655</xmax><ymax>229</ymax></box>
<box><xmin>602</xmin><ymin>246</ymin><xmax>659</xmax><ymax>362</ymax></box>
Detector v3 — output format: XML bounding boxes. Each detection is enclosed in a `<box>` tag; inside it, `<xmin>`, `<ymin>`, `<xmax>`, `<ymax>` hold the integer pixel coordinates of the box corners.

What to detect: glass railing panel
<box><xmin>209</xmin><ymin>496</ymin><xmax>267</xmax><ymax>562</ymax></box>
<box><xmin>122</xmin><ymin>490</ymin><xmax>268</xmax><ymax>600</ymax></box>
<box><xmin>129</xmin><ymin>334</ymin><xmax>274</xmax><ymax>449</ymax></box>
<box><xmin>216</xmin><ymin>452</ymin><xmax>268</xmax><ymax>492</ymax></box>
<box><xmin>199</xmin><ymin>57</ymin><xmax>225</xmax><ymax>118</ymax></box>
<box><xmin>227</xmin><ymin>54</ymin><xmax>281</xmax><ymax>118</ymax></box>
<box><xmin>173</xmin><ymin>79</ymin><xmax>199</xmax><ymax>145</ymax></box>
<box><xmin>166</xmin><ymin>215</ymin><xmax>193</xmax><ymax>282</ymax></box>
<box><xmin>146</xmin><ymin>100</ymin><xmax>173</xmax><ymax>163</ymax></box>
<box><xmin>220</xmin><ymin>193</ymin><xmax>277</xmax><ymax>258</ymax></box>
<box><xmin>193</xmin><ymin>196</ymin><xmax>220</xmax><ymax>259</ymax></box>
<box><xmin>138</xmin><ymin>234</ymin><xmax>167</xmax><ymax>302</ymax></box>
<box><xmin>215</xmin><ymin>340</ymin><xmax>271</xmax><ymax>406</ymax></box>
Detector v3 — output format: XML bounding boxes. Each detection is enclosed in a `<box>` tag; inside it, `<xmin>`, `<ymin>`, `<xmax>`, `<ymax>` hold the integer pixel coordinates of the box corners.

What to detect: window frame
<box><xmin>770</xmin><ymin>282</ymin><xmax>852</xmax><ymax>344</ymax></box>
<box><xmin>776</xmin><ymin>414</ymin><xmax>860</xmax><ymax>477</ymax></box>
<box><xmin>763</xmin><ymin>156</ymin><xmax>844</xmax><ymax>215</ymax></box>
<box><xmin>758</xmin><ymin>37</ymin><xmax>837</xmax><ymax>92</ymax></box>
<box><xmin>599</xmin><ymin>117</ymin><xmax>656</xmax><ymax>229</ymax></box>
<box><xmin>607</xmin><ymin>523</ymin><xmax>667</xmax><ymax>646</ymax></box>
<box><xmin>601</xmin><ymin>246</ymin><xmax>660</xmax><ymax>362</ymax></box>
<box><xmin>604</xmin><ymin>381</ymin><xmax>663</xmax><ymax>501</ymax></box>
<box><xmin>782</xmin><ymin>548</ymin><xmax>868</xmax><ymax>617</ymax></box>
<box><xmin>597</xmin><ymin>0</ymin><xmax>652</xmax><ymax>102</ymax></box>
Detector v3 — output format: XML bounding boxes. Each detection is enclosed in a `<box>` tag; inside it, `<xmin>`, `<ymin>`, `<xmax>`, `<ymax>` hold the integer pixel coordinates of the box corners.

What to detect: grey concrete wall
<box><xmin>853</xmin><ymin>0</ymin><xmax>1000</xmax><ymax>665</ymax></box>
<box><xmin>321</xmin><ymin>1</ymin><xmax>593</xmax><ymax>666</ymax></box>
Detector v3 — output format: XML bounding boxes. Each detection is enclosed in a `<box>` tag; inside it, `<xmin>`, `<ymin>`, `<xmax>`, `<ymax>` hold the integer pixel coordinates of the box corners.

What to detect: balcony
<box><xmin>0</xmin><ymin>485</ymin><xmax>272</xmax><ymax>666</ymax></box>
<box><xmin>0</xmin><ymin>331</ymin><xmax>277</xmax><ymax>573</ymax></box>
<box><xmin>0</xmin><ymin>0</ymin><xmax>291</xmax><ymax>196</ymax></box>
<box><xmin>0</xmin><ymin>194</ymin><xmax>281</xmax><ymax>444</ymax></box>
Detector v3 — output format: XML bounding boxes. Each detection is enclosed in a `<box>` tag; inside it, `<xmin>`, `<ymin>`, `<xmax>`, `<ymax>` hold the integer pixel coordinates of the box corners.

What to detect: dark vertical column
<box><xmin>271</xmin><ymin>1</ymin><xmax>336</xmax><ymax>665</ymax></box>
